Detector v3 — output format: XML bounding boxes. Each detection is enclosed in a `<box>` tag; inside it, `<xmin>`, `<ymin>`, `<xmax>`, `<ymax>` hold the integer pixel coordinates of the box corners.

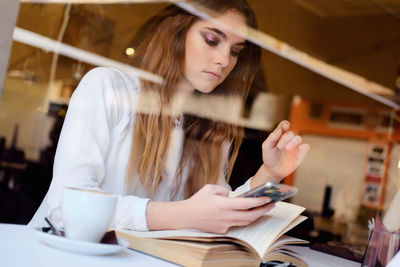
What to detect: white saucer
<box><xmin>31</xmin><ymin>228</ymin><xmax>129</xmax><ymax>255</ymax></box>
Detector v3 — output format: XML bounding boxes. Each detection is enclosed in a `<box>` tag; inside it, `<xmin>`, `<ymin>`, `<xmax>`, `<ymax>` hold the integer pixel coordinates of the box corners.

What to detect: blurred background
<box><xmin>1</xmin><ymin>0</ymin><xmax>400</xmax><ymax>256</ymax></box>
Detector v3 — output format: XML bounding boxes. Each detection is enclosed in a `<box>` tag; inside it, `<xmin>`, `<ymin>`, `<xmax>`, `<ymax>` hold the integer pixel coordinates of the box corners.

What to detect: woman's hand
<box><xmin>146</xmin><ymin>184</ymin><xmax>274</xmax><ymax>234</ymax></box>
<box><xmin>183</xmin><ymin>184</ymin><xmax>274</xmax><ymax>233</ymax></box>
<box><xmin>252</xmin><ymin>120</ymin><xmax>310</xmax><ymax>188</ymax></box>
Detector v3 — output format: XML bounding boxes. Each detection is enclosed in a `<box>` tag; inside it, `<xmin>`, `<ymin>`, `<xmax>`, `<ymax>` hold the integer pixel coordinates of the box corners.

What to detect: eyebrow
<box><xmin>204</xmin><ymin>27</ymin><xmax>246</xmax><ymax>46</ymax></box>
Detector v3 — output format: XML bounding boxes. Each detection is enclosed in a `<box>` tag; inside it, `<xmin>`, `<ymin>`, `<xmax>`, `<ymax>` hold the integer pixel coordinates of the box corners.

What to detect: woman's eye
<box><xmin>202</xmin><ymin>33</ymin><xmax>219</xmax><ymax>46</ymax></box>
<box><xmin>205</xmin><ymin>37</ymin><xmax>219</xmax><ymax>46</ymax></box>
<box><xmin>230</xmin><ymin>49</ymin><xmax>243</xmax><ymax>57</ymax></box>
<box><xmin>230</xmin><ymin>50</ymin><xmax>240</xmax><ymax>57</ymax></box>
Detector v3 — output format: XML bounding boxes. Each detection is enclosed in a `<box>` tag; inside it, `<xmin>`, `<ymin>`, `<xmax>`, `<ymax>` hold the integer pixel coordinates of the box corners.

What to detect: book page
<box><xmin>267</xmin><ymin>235</ymin><xmax>309</xmax><ymax>253</ymax></box>
<box><xmin>117</xmin><ymin>228</ymin><xmax>221</xmax><ymax>239</ymax></box>
<box><xmin>117</xmin><ymin>201</ymin><xmax>305</xmax><ymax>259</ymax></box>
<box><xmin>226</xmin><ymin>201</ymin><xmax>305</xmax><ymax>258</ymax></box>
<box><xmin>271</xmin><ymin>215</ymin><xmax>308</xmax><ymax>245</ymax></box>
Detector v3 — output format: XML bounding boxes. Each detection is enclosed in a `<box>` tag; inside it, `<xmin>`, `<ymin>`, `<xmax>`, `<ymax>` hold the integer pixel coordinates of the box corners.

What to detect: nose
<box><xmin>214</xmin><ymin>47</ymin><xmax>231</xmax><ymax>68</ymax></box>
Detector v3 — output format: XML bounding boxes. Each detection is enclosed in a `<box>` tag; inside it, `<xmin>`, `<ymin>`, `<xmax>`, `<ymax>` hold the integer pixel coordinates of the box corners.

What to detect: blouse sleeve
<box><xmin>45</xmin><ymin>67</ymin><xmax>150</xmax><ymax>231</ymax></box>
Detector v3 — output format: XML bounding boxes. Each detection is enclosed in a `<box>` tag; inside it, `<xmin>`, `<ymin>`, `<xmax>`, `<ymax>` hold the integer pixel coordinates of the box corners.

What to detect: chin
<box><xmin>195</xmin><ymin>87</ymin><xmax>215</xmax><ymax>94</ymax></box>
<box><xmin>194</xmin><ymin>83</ymin><xmax>219</xmax><ymax>94</ymax></box>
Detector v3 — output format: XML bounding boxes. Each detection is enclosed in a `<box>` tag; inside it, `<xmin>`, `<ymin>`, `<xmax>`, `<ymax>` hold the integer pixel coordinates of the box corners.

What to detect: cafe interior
<box><xmin>1</xmin><ymin>0</ymin><xmax>400</xmax><ymax>264</ymax></box>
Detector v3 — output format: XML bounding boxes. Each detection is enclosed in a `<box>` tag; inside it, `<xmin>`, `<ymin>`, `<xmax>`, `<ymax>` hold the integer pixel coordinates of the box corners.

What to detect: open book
<box><xmin>116</xmin><ymin>201</ymin><xmax>309</xmax><ymax>267</ymax></box>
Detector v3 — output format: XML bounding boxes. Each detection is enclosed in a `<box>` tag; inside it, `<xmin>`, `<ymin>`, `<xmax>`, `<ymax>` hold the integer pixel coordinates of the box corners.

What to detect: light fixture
<box><xmin>125</xmin><ymin>47</ymin><xmax>135</xmax><ymax>57</ymax></box>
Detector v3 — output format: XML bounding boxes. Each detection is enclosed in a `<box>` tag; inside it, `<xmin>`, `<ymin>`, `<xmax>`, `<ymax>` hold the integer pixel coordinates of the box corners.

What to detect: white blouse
<box><xmin>29</xmin><ymin>67</ymin><xmax>252</xmax><ymax>231</ymax></box>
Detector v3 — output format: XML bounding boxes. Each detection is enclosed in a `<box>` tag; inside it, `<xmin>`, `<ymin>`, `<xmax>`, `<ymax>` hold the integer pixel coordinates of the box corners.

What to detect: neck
<box><xmin>176</xmin><ymin>77</ymin><xmax>195</xmax><ymax>97</ymax></box>
<box><xmin>168</xmin><ymin>77</ymin><xmax>194</xmax><ymax>118</ymax></box>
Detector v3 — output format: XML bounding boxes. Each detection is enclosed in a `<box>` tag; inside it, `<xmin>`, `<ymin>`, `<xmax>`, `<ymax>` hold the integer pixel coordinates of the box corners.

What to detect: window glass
<box><xmin>1</xmin><ymin>1</ymin><xmax>400</xmax><ymax>255</ymax></box>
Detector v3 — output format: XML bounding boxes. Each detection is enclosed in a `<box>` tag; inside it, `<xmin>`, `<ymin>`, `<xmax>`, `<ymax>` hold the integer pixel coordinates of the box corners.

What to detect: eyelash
<box><xmin>203</xmin><ymin>34</ymin><xmax>242</xmax><ymax>57</ymax></box>
<box><xmin>230</xmin><ymin>49</ymin><xmax>241</xmax><ymax>57</ymax></box>
<box><xmin>204</xmin><ymin>35</ymin><xmax>219</xmax><ymax>46</ymax></box>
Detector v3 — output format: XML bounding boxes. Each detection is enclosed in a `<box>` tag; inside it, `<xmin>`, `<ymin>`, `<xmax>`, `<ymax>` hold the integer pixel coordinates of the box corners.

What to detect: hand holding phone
<box><xmin>237</xmin><ymin>182</ymin><xmax>297</xmax><ymax>202</ymax></box>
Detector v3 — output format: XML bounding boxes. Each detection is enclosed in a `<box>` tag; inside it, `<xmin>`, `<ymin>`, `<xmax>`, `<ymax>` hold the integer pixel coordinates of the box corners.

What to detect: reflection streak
<box><xmin>12</xmin><ymin>27</ymin><xmax>164</xmax><ymax>85</ymax></box>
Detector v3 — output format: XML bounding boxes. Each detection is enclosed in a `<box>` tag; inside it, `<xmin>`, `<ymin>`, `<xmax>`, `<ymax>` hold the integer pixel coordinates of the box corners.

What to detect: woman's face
<box><xmin>179</xmin><ymin>10</ymin><xmax>247</xmax><ymax>94</ymax></box>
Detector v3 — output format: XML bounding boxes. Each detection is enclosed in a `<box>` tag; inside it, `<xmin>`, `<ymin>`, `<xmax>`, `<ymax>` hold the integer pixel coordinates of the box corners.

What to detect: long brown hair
<box><xmin>126</xmin><ymin>0</ymin><xmax>261</xmax><ymax>198</ymax></box>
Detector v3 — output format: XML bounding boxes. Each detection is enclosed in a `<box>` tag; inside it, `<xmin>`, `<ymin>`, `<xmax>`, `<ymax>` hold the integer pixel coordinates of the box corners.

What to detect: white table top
<box><xmin>1</xmin><ymin>223</ymin><xmax>176</xmax><ymax>267</ymax></box>
<box><xmin>0</xmin><ymin>223</ymin><xmax>360</xmax><ymax>267</ymax></box>
<box><xmin>285</xmin><ymin>246</ymin><xmax>360</xmax><ymax>267</ymax></box>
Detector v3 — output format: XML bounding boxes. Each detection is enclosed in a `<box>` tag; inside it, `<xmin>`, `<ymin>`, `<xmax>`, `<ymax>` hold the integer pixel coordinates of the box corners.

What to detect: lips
<box><xmin>204</xmin><ymin>71</ymin><xmax>221</xmax><ymax>80</ymax></box>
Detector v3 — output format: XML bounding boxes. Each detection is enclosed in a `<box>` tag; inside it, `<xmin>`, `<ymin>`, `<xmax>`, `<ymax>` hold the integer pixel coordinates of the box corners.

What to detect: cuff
<box><xmin>132</xmin><ymin>198</ymin><xmax>150</xmax><ymax>231</ymax></box>
<box><xmin>234</xmin><ymin>176</ymin><xmax>253</xmax><ymax>194</ymax></box>
<box><xmin>113</xmin><ymin>196</ymin><xmax>150</xmax><ymax>231</ymax></box>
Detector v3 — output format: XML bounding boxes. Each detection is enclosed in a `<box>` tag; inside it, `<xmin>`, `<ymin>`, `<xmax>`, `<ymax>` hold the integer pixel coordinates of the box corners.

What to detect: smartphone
<box><xmin>237</xmin><ymin>182</ymin><xmax>298</xmax><ymax>202</ymax></box>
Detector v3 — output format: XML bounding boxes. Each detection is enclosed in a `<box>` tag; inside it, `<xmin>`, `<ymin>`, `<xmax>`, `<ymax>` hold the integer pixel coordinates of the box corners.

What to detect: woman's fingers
<box><xmin>232</xmin><ymin>202</ymin><xmax>275</xmax><ymax>225</ymax></box>
<box><xmin>188</xmin><ymin>186</ymin><xmax>277</xmax><ymax>233</ymax></box>
<box><xmin>224</xmin><ymin>196</ymin><xmax>272</xmax><ymax>210</ymax></box>
<box><xmin>275</xmin><ymin>131</ymin><xmax>308</xmax><ymax>151</ymax></box>
<box><xmin>276</xmin><ymin>131</ymin><xmax>295</xmax><ymax>149</ymax></box>
<box><xmin>262</xmin><ymin>120</ymin><xmax>290</xmax><ymax>150</ymax></box>
<box><xmin>277</xmin><ymin>120</ymin><xmax>290</xmax><ymax>132</ymax></box>
<box><xmin>285</xmin><ymin>134</ymin><xmax>305</xmax><ymax>150</ymax></box>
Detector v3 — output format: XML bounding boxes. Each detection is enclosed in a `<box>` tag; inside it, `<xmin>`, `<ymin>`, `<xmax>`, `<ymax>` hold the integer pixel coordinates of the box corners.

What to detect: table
<box><xmin>1</xmin><ymin>223</ymin><xmax>360</xmax><ymax>267</ymax></box>
<box><xmin>1</xmin><ymin>223</ymin><xmax>176</xmax><ymax>267</ymax></box>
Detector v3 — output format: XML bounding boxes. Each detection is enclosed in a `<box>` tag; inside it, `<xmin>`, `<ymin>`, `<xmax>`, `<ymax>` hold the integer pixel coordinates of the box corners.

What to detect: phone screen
<box><xmin>238</xmin><ymin>182</ymin><xmax>298</xmax><ymax>202</ymax></box>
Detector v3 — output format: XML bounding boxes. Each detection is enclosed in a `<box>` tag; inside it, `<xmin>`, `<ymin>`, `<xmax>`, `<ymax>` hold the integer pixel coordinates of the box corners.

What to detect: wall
<box><xmin>292</xmin><ymin>134</ymin><xmax>400</xmax><ymax>222</ymax></box>
<box><xmin>292</xmin><ymin>134</ymin><xmax>367</xmax><ymax>221</ymax></box>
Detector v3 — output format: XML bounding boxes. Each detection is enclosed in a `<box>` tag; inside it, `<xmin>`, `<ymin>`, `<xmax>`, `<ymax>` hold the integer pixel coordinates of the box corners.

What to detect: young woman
<box><xmin>29</xmin><ymin>0</ymin><xmax>309</xmax><ymax>234</ymax></box>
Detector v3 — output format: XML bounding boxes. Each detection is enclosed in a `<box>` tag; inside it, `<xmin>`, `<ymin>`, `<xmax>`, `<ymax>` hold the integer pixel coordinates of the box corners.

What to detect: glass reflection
<box><xmin>1</xmin><ymin>0</ymin><xmax>400</xmax><ymax>258</ymax></box>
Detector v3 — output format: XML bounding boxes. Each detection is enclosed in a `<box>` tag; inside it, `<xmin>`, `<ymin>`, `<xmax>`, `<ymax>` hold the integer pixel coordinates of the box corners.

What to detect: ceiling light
<box><xmin>125</xmin><ymin>48</ymin><xmax>135</xmax><ymax>57</ymax></box>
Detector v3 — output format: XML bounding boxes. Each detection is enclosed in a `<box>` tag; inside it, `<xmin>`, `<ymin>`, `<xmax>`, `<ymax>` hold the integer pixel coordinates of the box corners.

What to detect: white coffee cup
<box><xmin>61</xmin><ymin>187</ymin><xmax>117</xmax><ymax>243</ymax></box>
